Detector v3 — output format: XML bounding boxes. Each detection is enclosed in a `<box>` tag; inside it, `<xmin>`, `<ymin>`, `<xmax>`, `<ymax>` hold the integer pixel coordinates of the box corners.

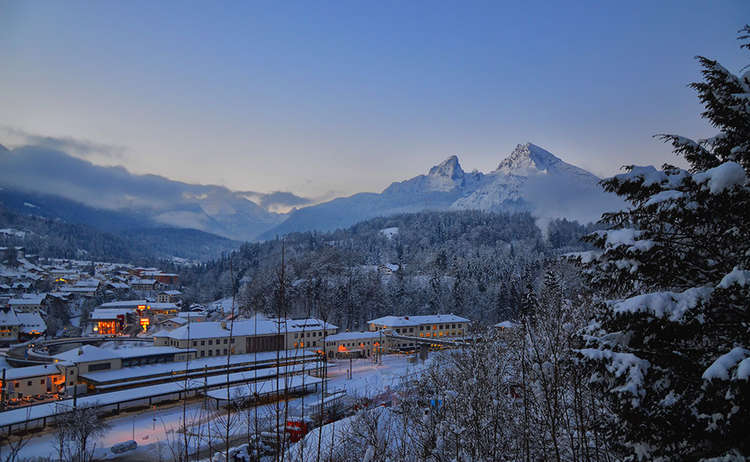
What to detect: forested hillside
<box><xmin>0</xmin><ymin>203</ymin><xmax>239</xmax><ymax>262</ymax></box>
<box><xmin>177</xmin><ymin>210</ymin><xmax>596</xmax><ymax>329</ymax></box>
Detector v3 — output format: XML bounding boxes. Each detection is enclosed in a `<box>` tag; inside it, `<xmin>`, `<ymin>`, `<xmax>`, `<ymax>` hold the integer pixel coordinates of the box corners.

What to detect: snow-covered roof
<box><xmin>53</xmin><ymin>345</ymin><xmax>121</xmax><ymax>363</ymax></box>
<box><xmin>283</xmin><ymin>318</ymin><xmax>337</xmax><ymax>332</ymax></box>
<box><xmin>17</xmin><ymin>312</ymin><xmax>46</xmax><ymax>333</ymax></box>
<box><xmin>79</xmin><ymin>350</ymin><xmax>318</xmax><ymax>383</ymax></box>
<box><xmin>131</xmin><ymin>279</ymin><xmax>157</xmax><ymax>285</ymax></box>
<box><xmin>495</xmin><ymin>321</ymin><xmax>519</xmax><ymax>329</ymax></box>
<box><xmin>90</xmin><ymin>308</ymin><xmax>133</xmax><ymax>320</ymax></box>
<box><xmin>325</xmin><ymin>331</ymin><xmax>382</xmax><ymax>342</ymax></box>
<box><xmin>100</xmin><ymin>300</ymin><xmax>148</xmax><ymax>308</ymax></box>
<box><xmin>160</xmin><ymin>290</ymin><xmax>182</xmax><ymax>295</ymax></box>
<box><xmin>156</xmin><ymin>317</ymin><xmax>337</xmax><ymax>340</ymax></box>
<box><xmin>368</xmin><ymin>314</ymin><xmax>470</xmax><ymax>327</ymax></box>
<box><xmin>176</xmin><ymin>311</ymin><xmax>205</xmax><ymax>318</ymax></box>
<box><xmin>0</xmin><ymin>308</ymin><xmax>20</xmax><ymax>326</ymax></box>
<box><xmin>110</xmin><ymin>346</ymin><xmax>192</xmax><ymax>359</ymax></box>
<box><xmin>148</xmin><ymin>302</ymin><xmax>178</xmax><ymax>310</ymax></box>
<box><xmin>53</xmin><ymin>344</ymin><xmax>190</xmax><ymax>363</ymax></box>
<box><xmin>2</xmin><ymin>364</ymin><xmax>63</xmax><ymax>380</ymax></box>
<box><xmin>8</xmin><ymin>294</ymin><xmax>46</xmax><ymax>306</ymax></box>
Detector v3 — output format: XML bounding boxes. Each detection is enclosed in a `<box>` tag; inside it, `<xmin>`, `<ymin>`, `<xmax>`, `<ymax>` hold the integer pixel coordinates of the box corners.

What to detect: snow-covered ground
<box><xmin>6</xmin><ymin>354</ymin><xmax>428</xmax><ymax>461</ymax></box>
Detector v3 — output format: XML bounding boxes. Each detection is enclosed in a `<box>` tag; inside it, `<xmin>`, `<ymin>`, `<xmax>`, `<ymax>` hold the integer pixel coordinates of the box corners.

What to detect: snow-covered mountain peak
<box><xmin>428</xmin><ymin>155</ymin><xmax>464</xmax><ymax>180</ymax></box>
<box><xmin>495</xmin><ymin>143</ymin><xmax>564</xmax><ymax>176</ymax></box>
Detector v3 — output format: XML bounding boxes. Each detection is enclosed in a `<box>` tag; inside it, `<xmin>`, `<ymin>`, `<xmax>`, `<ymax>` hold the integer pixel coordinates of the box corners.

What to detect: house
<box><xmin>494</xmin><ymin>320</ymin><xmax>519</xmax><ymax>331</ymax></box>
<box><xmin>324</xmin><ymin>331</ymin><xmax>386</xmax><ymax>359</ymax></box>
<box><xmin>0</xmin><ymin>364</ymin><xmax>65</xmax><ymax>402</ymax></box>
<box><xmin>0</xmin><ymin>306</ymin><xmax>21</xmax><ymax>343</ymax></box>
<box><xmin>17</xmin><ymin>312</ymin><xmax>46</xmax><ymax>339</ymax></box>
<box><xmin>8</xmin><ymin>294</ymin><xmax>47</xmax><ymax>313</ymax></box>
<box><xmin>176</xmin><ymin>311</ymin><xmax>206</xmax><ymax>322</ymax></box>
<box><xmin>90</xmin><ymin>308</ymin><xmax>135</xmax><ymax>335</ymax></box>
<box><xmin>142</xmin><ymin>271</ymin><xmax>179</xmax><ymax>286</ymax></box>
<box><xmin>147</xmin><ymin>302</ymin><xmax>179</xmax><ymax>316</ymax></box>
<box><xmin>158</xmin><ymin>317</ymin><xmax>189</xmax><ymax>331</ymax></box>
<box><xmin>130</xmin><ymin>279</ymin><xmax>159</xmax><ymax>291</ymax></box>
<box><xmin>157</xmin><ymin>290</ymin><xmax>182</xmax><ymax>303</ymax></box>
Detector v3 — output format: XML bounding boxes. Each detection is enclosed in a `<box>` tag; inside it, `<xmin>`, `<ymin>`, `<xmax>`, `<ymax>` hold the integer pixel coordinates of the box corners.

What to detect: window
<box><xmin>208</xmin><ymin>340</ymin><xmax>213</xmax><ymax>345</ymax></box>
<box><xmin>224</xmin><ymin>339</ymin><xmax>228</xmax><ymax>344</ymax></box>
<box><xmin>216</xmin><ymin>349</ymin><xmax>221</xmax><ymax>355</ymax></box>
<box><xmin>88</xmin><ymin>362</ymin><xmax>111</xmax><ymax>372</ymax></box>
<box><xmin>419</xmin><ymin>326</ymin><xmax>424</xmax><ymax>331</ymax></box>
<box><xmin>223</xmin><ymin>349</ymin><xmax>227</xmax><ymax>354</ymax></box>
<box><xmin>208</xmin><ymin>350</ymin><xmax>212</xmax><ymax>356</ymax></box>
<box><xmin>201</xmin><ymin>351</ymin><xmax>205</xmax><ymax>357</ymax></box>
<box><xmin>231</xmin><ymin>338</ymin><xmax>235</xmax><ymax>343</ymax></box>
<box><xmin>27</xmin><ymin>381</ymin><xmax>32</xmax><ymax>386</ymax></box>
<box><xmin>201</xmin><ymin>340</ymin><xmax>205</xmax><ymax>346</ymax></box>
<box><xmin>294</xmin><ymin>333</ymin><xmax>298</xmax><ymax>339</ymax></box>
<box><xmin>193</xmin><ymin>341</ymin><xmax>197</xmax><ymax>346</ymax></box>
<box><xmin>41</xmin><ymin>379</ymin><xmax>45</xmax><ymax>384</ymax></box>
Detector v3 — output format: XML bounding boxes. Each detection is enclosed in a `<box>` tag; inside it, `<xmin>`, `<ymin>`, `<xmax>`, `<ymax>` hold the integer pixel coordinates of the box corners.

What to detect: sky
<box><xmin>1</xmin><ymin>0</ymin><xmax>748</xmax><ymax>200</ymax></box>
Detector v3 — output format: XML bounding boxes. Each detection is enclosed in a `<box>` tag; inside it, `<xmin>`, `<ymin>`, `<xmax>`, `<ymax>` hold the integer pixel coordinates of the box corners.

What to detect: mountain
<box><xmin>0</xmin><ymin>145</ymin><xmax>285</xmax><ymax>241</ymax></box>
<box><xmin>0</xmin><ymin>142</ymin><xmax>622</xmax><ymax>244</ymax></box>
<box><xmin>261</xmin><ymin>143</ymin><xmax>621</xmax><ymax>239</ymax></box>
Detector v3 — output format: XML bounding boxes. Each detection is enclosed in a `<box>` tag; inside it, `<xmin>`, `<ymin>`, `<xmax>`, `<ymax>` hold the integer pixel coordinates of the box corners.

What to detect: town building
<box><xmin>90</xmin><ymin>308</ymin><xmax>135</xmax><ymax>335</ymax></box>
<box><xmin>324</xmin><ymin>331</ymin><xmax>386</xmax><ymax>359</ymax></box>
<box><xmin>7</xmin><ymin>294</ymin><xmax>47</xmax><ymax>313</ymax></box>
<box><xmin>368</xmin><ymin>314</ymin><xmax>470</xmax><ymax>351</ymax></box>
<box><xmin>53</xmin><ymin>344</ymin><xmax>196</xmax><ymax>388</ymax></box>
<box><xmin>0</xmin><ymin>307</ymin><xmax>20</xmax><ymax>344</ymax></box>
<box><xmin>0</xmin><ymin>363</ymin><xmax>65</xmax><ymax>402</ymax></box>
<box><xmin>16</xmin><ymin>312</ymin><xmax>46</xmax><ymax>339</ymax></box>
<box><xmin>157</xmin><ymin>290</ymin><xmax>182</xmax><ymax>303</ymax></box>
<box><xmin>153</xmin><ymin>317</ymin><xmax>338</xmax><ymax>357</ymax></box>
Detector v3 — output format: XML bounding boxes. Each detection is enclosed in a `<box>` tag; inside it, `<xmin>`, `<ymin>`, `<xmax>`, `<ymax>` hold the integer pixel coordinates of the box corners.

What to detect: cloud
<box><xmin>0</xmin><ymin>126</ymin><xmax>127</xmax><ymax>160</ymax></box>
<box><xmin>241</xmin><ymin>190</ymin><xmax>313</xmax><ymax>213</ymax></box>
<box><xmin>240</xmin><ymin>189</ymin><xmax>346</xmax><ymax>213</ymax></box>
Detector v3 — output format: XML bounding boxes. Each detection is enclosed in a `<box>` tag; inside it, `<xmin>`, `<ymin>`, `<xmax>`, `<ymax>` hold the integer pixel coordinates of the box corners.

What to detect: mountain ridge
<box><xmin>260</xmin><ymin>143</ymin><xmax>620</xmax><ymax>239</ymax></box>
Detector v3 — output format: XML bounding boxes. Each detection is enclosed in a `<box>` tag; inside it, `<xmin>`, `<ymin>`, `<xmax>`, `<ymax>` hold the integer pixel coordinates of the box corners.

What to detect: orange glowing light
<box><xmin>337</xmin><ymin>344</ymin><xmax>348</xmax><ymax>352</ymax></box>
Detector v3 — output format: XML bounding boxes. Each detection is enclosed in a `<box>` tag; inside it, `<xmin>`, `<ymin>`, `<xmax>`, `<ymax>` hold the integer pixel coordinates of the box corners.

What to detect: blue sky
<box><xmin>1</xmin><ymin>1</ymin><xmax>748</xmax><ymax>199</ymax></box>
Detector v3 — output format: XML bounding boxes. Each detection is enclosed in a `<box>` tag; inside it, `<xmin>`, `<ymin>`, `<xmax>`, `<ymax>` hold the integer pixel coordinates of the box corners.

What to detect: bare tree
<box><xmin>53</xmin><ymin>405</ymin><xmax>110</xmax><ymax>462</ymax></box>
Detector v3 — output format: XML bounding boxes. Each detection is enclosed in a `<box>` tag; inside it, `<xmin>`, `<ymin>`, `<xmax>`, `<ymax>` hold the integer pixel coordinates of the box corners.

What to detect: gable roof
<box><xmin>368</xmin><ymin>314</ymin><xmax>470</xmax><ymax>327</ymax></box>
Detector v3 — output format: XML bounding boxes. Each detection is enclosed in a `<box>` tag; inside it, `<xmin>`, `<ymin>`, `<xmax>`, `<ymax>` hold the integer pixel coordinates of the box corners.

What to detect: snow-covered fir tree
<box><xmin>573</xmin><ymin>27</ymin><xmax>750</xmax><ymax>461</ymax></box>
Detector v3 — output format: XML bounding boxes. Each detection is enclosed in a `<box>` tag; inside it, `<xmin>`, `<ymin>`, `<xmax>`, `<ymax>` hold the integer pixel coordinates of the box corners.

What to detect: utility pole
<box><xmin>1</xmin><ymin>368</ymin><xmax>5</xmax><ymax>411</ymax></box>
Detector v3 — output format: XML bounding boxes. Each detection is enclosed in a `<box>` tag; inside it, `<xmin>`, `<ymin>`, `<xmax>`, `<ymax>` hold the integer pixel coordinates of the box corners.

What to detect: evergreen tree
<box><xmin>574</xmin><ymin>27</ymin><xmax>750</xmax><ymax>461</ymax></box>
